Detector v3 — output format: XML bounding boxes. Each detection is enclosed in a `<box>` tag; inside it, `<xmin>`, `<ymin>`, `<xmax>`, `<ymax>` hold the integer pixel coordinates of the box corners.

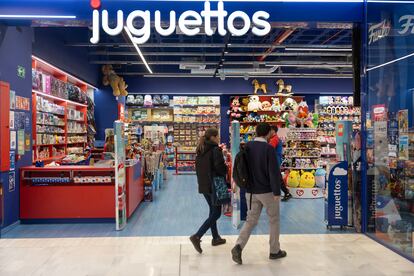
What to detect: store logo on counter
<box><xmin>90</xmin><ymin>0</ymin><xmax>271</xmax><ymax>44</ymax></box>
<box><xmin>368</xmin><ymin>19</ymin><xmax>390</xmax><ymax>45</ymax></box>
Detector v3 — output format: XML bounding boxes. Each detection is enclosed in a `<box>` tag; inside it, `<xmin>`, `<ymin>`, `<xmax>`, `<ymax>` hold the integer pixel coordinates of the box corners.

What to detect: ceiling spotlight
<box><xmin>224</xmin><ymin>51</ymin><xmax>229</xmax><ymax>54</ymax></box>
<box><xmin>244</xmin><ymin>74</ymin><xmax>249</xmax><ymax>81</ymax></box>
<box><xmin>221</xmin><ymin>58</ymin><xmax>225</xmax><ymax>61</ymax></box>
<box><xmin>219</xmin><ymin>63</ymin><xmax>223</xmax><ymax>67</ymax></box>
<box><xmin>220</xmin><ymin>73</ymin><xmax>226</xmax><ymax>81</ymax></box>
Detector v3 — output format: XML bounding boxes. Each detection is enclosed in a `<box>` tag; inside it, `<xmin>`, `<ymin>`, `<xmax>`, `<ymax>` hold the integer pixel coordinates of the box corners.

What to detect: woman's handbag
<box><xmin>211</xmin><ymin>175</ymin><xmax>231</xmax><ymax>206</ymax></box>
<box><xmin>210</xmin><ymin>150</ymin><xmax>231</xmax><ymax>206</ymax></box>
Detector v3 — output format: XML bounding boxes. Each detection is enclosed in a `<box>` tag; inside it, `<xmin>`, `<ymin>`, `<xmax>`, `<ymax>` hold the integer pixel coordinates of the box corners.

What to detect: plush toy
<box><xmin>261</xmin><ymin>101</ymin><xmax>271</xmax><ymax>111</ymax></box>
<box><xmin>240</xmin><ymin>97</ymin><xmax>250</xmax><ymax>112</ymax></box>
<box><xmin>102</xmin><ymin>64</ymin><xmax>128</xmax><ymax>97</ymax></box>
<box><xmin>348</xmin><ymin>96</ymin><xmax>354</xmax><ymax>106</ymax></box>
<box><xmin>296</xmin><ymin>101</ymin><xmax>309</xmax><ymax>120</ymax></box>
<box><xmin>271</xmin><ymin>97</ymin><xmax>282</xmax><ymax>112</ymax></box>
<box><xmin>299</xmin><ymin>170</ymin><xmax>316</xmax><ymax>188</ymax></box>
<box><xmin>312</xmin><ymin>113</ymin><xmax>319</xmax><ymax>128</ymax></box>
<box><xmin>228</xmin><ymin>96</ymin><xmax>242</xmax><ymax>118</ymax></box>
<box><xmin>144</xmin><ymin>95</ymin><xmax>153</xmax><ymax>107</ymax></box>
<box><xmin>276</xmin><ymin>79</ymin><xmax>293</xmax><ymax>96</ymax></box>
<box><xmin>161</xmin><ymin>95</ymin><xmax>170</xmax><ymax>106</ymax></box>
<box><xmin>315</xmin><ymin>168</ymin><xmax>326</xmax><ymax>188</ymax></box>
<box><xmin>126</xmin><ymin>95</ymin><xmax>135</xmax><ymax>105</ymax></box>
<box><xmin>248</xmin><ymin>95</ymin><xmax>263</xmax><ymax>112</ymax></box>
<box><xmin>288</xmin><ymin>111</ymin><xmax>297</xmax><ymax>128</ymax></box>
<box><xmin>304</xmin><ymin>113</ymin><xmax>314</xmax><ymax>128</ymax></box>
<box><xmin>252</xmin><ymin>79</ymin><xmax>268</xmax><ymax>94</ymax></box>
<box><xmin>287</xmin><ymin>170</ymin><xmax>301</xmax><ymax>188</ymax></box>
<box><xmin>282</xmin><ymin>97</ymin><xmax>298</xmax><ymax>112</ymax></box>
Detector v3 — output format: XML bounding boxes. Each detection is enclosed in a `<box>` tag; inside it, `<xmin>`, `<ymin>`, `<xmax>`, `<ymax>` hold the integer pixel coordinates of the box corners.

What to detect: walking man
<box><xmin>231</xmin><ymin>123</ymin><xmax>287</xmax><ymax>264</ymax></box>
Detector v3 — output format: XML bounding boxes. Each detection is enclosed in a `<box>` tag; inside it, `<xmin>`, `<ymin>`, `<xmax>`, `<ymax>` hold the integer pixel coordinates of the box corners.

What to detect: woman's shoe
<box><xmin>190</xmin><ymin>235</ymin><xmax>202</xmax><ymax>254</ymax></box>
<box><xmin>212</xmin><ymin>238</ymin><xmax>226</xmax><ymax>246</ymax></box>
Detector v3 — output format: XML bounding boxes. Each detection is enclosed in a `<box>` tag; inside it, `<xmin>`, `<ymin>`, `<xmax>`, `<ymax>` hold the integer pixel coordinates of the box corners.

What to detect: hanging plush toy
<box><xmin>227</xmin><ymin>96</ymin><xmax>242</xmax><ymax>118</ymax></box>
<box><xmin>102</xmin><ymin>64</ymin><xmax>128</xmax><ymax>97</ymax></box>
<box><xmin>271</xmin><ymin>97</ymin><xmax>282</xmax><ymax>112</ymax></box>
<box><xmin>247</xmin><ymin>95</ymin><xmax>263</xmax><ymax>112</ymax></box>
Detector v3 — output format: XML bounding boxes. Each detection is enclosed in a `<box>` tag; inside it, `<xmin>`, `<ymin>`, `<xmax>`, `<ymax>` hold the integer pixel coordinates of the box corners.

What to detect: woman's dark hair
<box><xmin>256</xmin><ymin>123</ymin><xmax>271</xmax><ymax>137</ymax></box>
<box><xmin>196</xmin><ymin>128</ymin><xmax>219</xmax><ymax>154</ymax></box>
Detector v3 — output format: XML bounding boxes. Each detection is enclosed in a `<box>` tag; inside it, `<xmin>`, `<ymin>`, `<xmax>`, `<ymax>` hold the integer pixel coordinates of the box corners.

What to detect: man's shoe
<box><xmin>231</xmin><ymin>245</ymin><xmax>243</xmax><ymax>265</ymax></box>
<box><xmin>282</xmin><ymin>193</ymin><xmax>292</xmax><ymax>201</ymax></box>
<box><xmin>269</xmin><ymin>250</ymin><xmax>287</xmax><ymax>260</ymax></box>
<box><xmin>190</xmin><ymin>235</ymin><xmax>202</xmax><ymax>254</ymax></box>
<box><xmin>212</xmin><ymin>238</ymin><xmax>226</xmax><ymax>246</ymax></box>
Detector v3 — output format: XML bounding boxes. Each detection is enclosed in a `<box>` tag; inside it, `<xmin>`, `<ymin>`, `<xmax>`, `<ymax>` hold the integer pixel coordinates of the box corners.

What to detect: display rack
<box><xmin>173</xmin><ymin>96</ymin><xmax>221</xmax><ymax>146</ymax></box>
<box><xmin>175</xmin><ymin>147</ymin><xmax>196</xmax><ymax>175</ymax></box>
<box><xmin>315</xmin><ymin>96</ymin><xmax>361</xmax><ymax>167</ymax></box>
<box><xmin>31</xmin><ymin>56</ymin><xmax>92</xmax><ymax>163</ymax></box>
<box><xmin>229</xmin><ymin>95</ymin><xmax>304</xmax><ymax>143</ymax></box>
<box><xmin>283</xmin><ymin>128</ymin><xmax>324</xmax><ymax>199</ymax></box>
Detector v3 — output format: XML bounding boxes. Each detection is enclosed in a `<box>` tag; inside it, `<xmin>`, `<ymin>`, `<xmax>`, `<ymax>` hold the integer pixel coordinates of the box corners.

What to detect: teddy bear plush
<box><xmin>102</xmin><ymin>64</ymin><xmax>128</xmax><ymax>97</ymax></box>
<box><xmin>247</xmin><ymin>95</ymin><xmax>263</xmax><ymax>112</ymax></box>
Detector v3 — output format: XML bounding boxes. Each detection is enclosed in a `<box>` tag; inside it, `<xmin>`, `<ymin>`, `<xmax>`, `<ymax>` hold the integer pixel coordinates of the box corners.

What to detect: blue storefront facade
<box><xmin>0</xmin><ymin>0</ymin><xmax>413</xmax><ymax>262</ymax></box>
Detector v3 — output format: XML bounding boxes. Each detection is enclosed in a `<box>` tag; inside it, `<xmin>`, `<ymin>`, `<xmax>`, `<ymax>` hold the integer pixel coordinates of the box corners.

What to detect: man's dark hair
<box><xmin>256</xmin><ymin>123</ymin><xmax>271</xmax><ymax>137</ymax></box>
<box><xmin>270</xmin><ymin>125</ymin><xmax>278</xmax><ymax>132</ymax></box>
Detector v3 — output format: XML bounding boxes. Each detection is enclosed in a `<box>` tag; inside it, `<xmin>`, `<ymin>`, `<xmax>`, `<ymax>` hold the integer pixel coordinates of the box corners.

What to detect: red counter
<box><xmin>20</xmin><ymin>162</ymin><xmax>143</xmax><ymax>221</ymax></box>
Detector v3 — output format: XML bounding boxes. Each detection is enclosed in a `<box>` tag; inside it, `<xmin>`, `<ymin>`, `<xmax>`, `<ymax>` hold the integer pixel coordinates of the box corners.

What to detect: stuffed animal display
<box><xmin>102</xmin><ymin>64</ymin><xmax>128</xmax><ymax>97</ymax></box>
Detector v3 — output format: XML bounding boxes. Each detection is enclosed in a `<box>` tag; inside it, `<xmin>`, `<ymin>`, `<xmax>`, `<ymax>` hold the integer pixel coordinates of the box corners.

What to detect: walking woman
<box><xmin>190</xmin><ymin>128</ymin><xmax>228</xmax><ymax>254</ymax></box>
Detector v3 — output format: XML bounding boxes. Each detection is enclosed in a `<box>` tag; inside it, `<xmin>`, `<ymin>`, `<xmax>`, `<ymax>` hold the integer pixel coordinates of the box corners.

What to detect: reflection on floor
<box><xmin>4</xmin><ymin>172</ymin><xmax>332</xmax><ymax>239</ymax></box>
<box><xmin>1</xmin><ymin>235</ymin><xmax>413</xmax><ymax>276</ymax></box>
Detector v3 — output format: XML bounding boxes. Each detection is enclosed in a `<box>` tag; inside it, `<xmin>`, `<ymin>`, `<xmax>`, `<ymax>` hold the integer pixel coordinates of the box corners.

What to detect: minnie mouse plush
<box><xmin>227</xmin><ymin>96</ymin><xmax>242</xmax><ymax>118</ymax></box>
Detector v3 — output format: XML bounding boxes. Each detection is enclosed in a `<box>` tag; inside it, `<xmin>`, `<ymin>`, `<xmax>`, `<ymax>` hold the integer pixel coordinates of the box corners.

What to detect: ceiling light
<box><xmin>124</xmin><ymin>27</ymin><xmax>153</xmax><ymax>74</ymax></box>
<box><xmin>221</xmin><ymin>58</ymin><xmax>225</xmax><ymax>61</ymax></box>
<box><xmin>285</xmin><ymin>47</ymin><xmax>352</xmax><ymax>52</ymax></box>
<box><xmin>0</xmin><ymin>14</ymin><xmax>76</xmax><ymax>19</ymax></box>
<box><xmin>224</xmin><ymin>51</ymin><xmax>229</xmax><ymax>54</ymax></box>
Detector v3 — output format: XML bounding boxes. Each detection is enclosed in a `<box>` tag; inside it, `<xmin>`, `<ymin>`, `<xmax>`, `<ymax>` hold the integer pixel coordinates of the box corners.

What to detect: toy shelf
<box><xmin>32</xmin><ymin>56</ymin><xmax>91</xmax><ymax>163</ymax></box>
<box><xmin>175</xmin><ymin>147</ymin><xmax>196</xmax><ymax>175</ymax></box>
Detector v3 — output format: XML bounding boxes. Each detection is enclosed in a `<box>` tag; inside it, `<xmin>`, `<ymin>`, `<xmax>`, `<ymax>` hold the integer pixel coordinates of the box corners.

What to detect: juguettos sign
<box><xmin>90</xmin><ymin>0</ymin><xmax>271</xmax><ymax>44</ymax></box>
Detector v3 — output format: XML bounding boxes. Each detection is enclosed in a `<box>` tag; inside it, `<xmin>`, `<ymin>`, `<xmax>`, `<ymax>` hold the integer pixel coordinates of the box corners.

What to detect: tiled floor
<box><xmin>0</xmin><ymin>234</ymin><xmax>413</xmax><ymax>275</ymax></box>
<box><xmin>3</xmin><ymin>172</ymin><xmax>332</xmax><ymax>238</ymax></box>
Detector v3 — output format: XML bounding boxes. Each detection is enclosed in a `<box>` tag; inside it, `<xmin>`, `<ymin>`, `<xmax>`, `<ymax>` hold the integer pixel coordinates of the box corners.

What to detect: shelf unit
<box><xmin>229</xmin><ymin>95</ymin><xmax>304</xmax><ymax>143</ymax></box>
<box><xmin>172</xmin><ymin>96</ymin><xmax>221</xmax><ymax>146</ymax></box>
<box><xmin>32</xmin><ymin>56</ymin><xmax>92</xmax><ymax>163</ymax></box>
<box><xmin>175</xmin><ymin>147</ymin><xmax>196</xmax><ymax>175</ymax></box>
<box><xmin>315</xmin><ymin>96</ymin><xmax>361</xmax><ymax>166</ymax></box>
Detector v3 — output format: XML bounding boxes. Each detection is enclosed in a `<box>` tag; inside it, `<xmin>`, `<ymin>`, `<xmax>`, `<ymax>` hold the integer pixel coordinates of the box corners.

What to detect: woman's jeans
<box><xmin>195</xmin><ymin>194</ymin><xmax>222</xmax><ymax>239</ymax></box>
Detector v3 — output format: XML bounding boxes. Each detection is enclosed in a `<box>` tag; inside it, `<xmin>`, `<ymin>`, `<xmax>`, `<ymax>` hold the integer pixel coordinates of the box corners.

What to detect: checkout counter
<box><xmin>20</xmin><ymin>159</ymin><xmax>144</xmax><ymax>221</ymax></box>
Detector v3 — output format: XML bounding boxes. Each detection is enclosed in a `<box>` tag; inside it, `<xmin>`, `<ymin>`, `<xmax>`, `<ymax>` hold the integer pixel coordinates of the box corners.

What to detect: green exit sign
<box><xmin>17</xmin><ymin>66</ymin><xmax>25</xmax><ymax>78</ymax></box>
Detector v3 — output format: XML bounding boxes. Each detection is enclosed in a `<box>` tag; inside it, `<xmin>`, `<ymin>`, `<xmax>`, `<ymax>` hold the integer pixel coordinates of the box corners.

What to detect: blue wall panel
<box><xmin>32</xmin><ymin>28</ymin><xmax>100</xmax><ymax>87</ymax></box>
<box><xmin>124</xmin><ymin>76</ymin><xmax>353</xmax><ymax>95</ymax></box>
<box><xmin>0</xmin><ymin>26</ymin><xmax>33</xmax><ymax>229</ymax></box>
